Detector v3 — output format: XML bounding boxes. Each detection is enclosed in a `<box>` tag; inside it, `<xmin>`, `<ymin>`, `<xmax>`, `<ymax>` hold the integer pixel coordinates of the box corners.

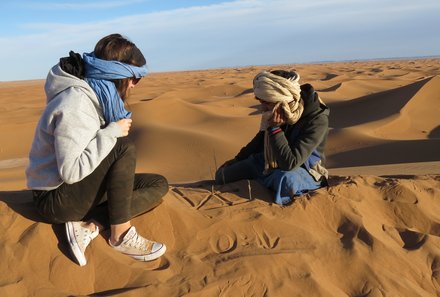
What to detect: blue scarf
<box><xmin>83</xmin><ymin>52</ymin><xmax>148</xmax><ymax>124</ymax></box>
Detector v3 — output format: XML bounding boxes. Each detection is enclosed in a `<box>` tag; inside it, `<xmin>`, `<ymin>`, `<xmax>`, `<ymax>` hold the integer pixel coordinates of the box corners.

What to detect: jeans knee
<box><xmin>156</xmin><ymin>175</ymin><xmax>169</xmax><ymax>196</ymax></box>
<box><xmin>115</xmin><ymin>137</ymin><xmax>136</xmax><ymax>158</ymax></box>
<box><xmin>215</xmin><ymin>167</ymin><xmax>224</xmax><ymax>185</ymax></box>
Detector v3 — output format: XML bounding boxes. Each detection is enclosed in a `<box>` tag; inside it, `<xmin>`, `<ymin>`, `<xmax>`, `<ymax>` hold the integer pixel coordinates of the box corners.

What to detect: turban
<box><xmin>253</xmin><ymin>71</ymin><xmax>304</xmax><ymax>172</ymax></box>
<box><xmin>253</xmin><ymin>71</ymin><xmax>304</xmax><ymax>130</ymax></box>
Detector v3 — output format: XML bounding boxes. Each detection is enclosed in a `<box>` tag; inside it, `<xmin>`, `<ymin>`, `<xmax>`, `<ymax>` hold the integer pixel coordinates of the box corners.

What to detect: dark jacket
<box><xmin>234</xmin><ymin>84</ymin><xmax>329</xmax><ymax>177</ymax></box>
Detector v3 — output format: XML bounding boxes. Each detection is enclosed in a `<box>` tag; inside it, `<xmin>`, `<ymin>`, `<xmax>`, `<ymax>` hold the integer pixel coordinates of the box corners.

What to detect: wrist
<box><xmin>268</xmin><ymin>126</ymin><xmax>282</xmax><ymax>135</ymax></box>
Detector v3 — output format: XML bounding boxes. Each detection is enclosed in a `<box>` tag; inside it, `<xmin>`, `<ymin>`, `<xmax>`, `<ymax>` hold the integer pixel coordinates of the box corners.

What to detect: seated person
<box><xmin>215</xmin><ymin>70</ymin><xmax>329</xmax><ymax>205</ymax></box>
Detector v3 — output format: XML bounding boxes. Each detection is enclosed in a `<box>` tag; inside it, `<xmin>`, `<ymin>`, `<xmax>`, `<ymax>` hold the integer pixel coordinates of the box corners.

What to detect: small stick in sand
<box><xmin>210</xmin><ymin>150</ymin><xmax>219</xmax><ymax>190</ymax></box>
<box><xmin>213</xmin><ymin>150</ymin><xmax>218</xmax><ymax>173</ymax></box>
<box><xmin>248</xmin><ymin>179</ymin><xmax>253</xmax><ymax>200</ymax></box>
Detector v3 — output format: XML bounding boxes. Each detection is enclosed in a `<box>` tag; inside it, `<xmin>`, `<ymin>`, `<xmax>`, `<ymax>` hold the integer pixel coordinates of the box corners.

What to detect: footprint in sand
<box><xmin>337</xmin><ymin>218</ymin><xmax>374</xmax><ymax>250</ymax></box>
<box><xmin>254</xmin><ymin>229</ymin><xmax>279</xmax><ymax>250</ymax></box>
<box><xmin>397</xmin><ymin>228</ymin><xmax>427</xmax><ymax>250</ymax></box>
<box><xmin>382</xmin><ymin>224</ymin><xmax>404</xmax><ymax>246</ymax></box>
<box><xmin>210</xmin><ymin>233</ymin><xmax>237</xmax><ymax>254</ymax></box>
<box><xmin>429</xmin><ymin>223</ymin><xmax>440</xmax><ymax>237</ymax></box>
<box><xmin>353</xmin><ymin>285</ymin><xmax>384</xmax><ymax>297</ymax></box>
<box><xmin>357</xmin><ymin>227</ymin><xmax>374</xmax><ymax>247</ymax></box>
<box><xmin>383</xmin><ymin>185</ymin><xmax>418</xmax><ymax>204</ymax></box>
<box><xmin>431</xmin><ymin>257</ymin><xmax>440</xmax><ymax>290</ymax></box>
<box><xmin>374</xmin><ymin>179</ymin><xmax>418</xmax><ymax>204</ymax></box>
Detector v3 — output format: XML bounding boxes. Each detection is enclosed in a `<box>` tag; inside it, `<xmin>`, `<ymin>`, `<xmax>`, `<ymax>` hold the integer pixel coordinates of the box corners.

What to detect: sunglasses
<box><xmin>132</xmin><ymin>77</ymin><xmax>141</xmax><ymax>85</ymax></box>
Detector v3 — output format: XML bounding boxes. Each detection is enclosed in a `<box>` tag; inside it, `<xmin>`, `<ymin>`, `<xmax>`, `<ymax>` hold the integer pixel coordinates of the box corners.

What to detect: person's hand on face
<box><xmin>269</xmin><ymin>105</ymin><xmax>286</xmax><ymax>127</ymax></box>
<box><xmin>259</xmin><ymin>99</ymin><xmax>287</xmax><ymax>128</ymax></box>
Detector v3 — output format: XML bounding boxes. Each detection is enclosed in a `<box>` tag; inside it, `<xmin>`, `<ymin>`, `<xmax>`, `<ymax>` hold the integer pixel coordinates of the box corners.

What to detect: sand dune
<box><xmin>1</xmin><ymin>175</ymin><xmax>440</xmax><ymax>296</ymax></box>
<box><xmin>373</xmin><ymin>76</ymin><xmax>440</xmax><ymax>139</ymax></box>
<box><xmin>1</xmin><ymin>58</ymin><xmax>440</xmax><ymax>296</ymax></box>
<box><xmin>318</xmin><ymin>79</ymin><xmax>408</xmax><ymax>103</ymax></box>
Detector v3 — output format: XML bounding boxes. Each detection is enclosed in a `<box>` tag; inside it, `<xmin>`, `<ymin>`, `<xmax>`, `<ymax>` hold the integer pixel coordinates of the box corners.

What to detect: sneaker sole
<box><xmin>65</xmin><ymin>222</ymin><xmax>87</xmax><ymax>266</ymax></box>
<box><xmin>130</xmin><ymin>244</ymin><xmax>167</xmax><ymax>261</ymax></box>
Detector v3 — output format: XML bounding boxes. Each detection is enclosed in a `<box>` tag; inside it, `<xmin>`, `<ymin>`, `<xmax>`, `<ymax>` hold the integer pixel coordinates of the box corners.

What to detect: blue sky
<box><xmin>0</xmin><ymin>0</ymin><xmax>439</xmax><ymax>81</ymax></box>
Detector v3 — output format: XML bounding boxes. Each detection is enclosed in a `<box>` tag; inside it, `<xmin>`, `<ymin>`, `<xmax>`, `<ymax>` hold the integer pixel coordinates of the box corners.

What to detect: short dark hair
<box><xmin>270</xmin><ymin>70</ymin><xmax>296</xmax><ymax>80</ymax></box>
<box><xmin>94</xmin><ymin>33</ymin><xmax>146</xmax><ymax>66</ymax></box>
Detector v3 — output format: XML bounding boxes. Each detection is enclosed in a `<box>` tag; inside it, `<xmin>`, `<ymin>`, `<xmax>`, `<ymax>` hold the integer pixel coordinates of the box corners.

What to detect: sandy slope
<box><xmin>1</xmin><ymin>176</ymin><xmax>440</xmax><ymax>296</ymax></box>
<box><xmin>0</xmin><ymin>58</ymin><xmax>440</xmax><ymax>296</ymax></box>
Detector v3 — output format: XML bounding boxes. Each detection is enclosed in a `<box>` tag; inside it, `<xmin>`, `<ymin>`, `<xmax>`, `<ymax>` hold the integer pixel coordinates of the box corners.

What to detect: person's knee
<box><xmin>155</xmin><ymin>174</ymin><xmax>169</xmax><ymax>196</ymax></box>
<box><xmin>215</xmin><ymin>158</ymin><xmax>259</xmax><ymax>185</ymax></box>
<box><xmin>215</xmin><ymin>167</ymin><xmax>225</xmax><ymax>185</ymax></box>
<box><xmin>147</xmin><ymin>174</ymin><xmax>168</xmax><ymax>210</ymax></box>
<box><xmin>115</xmin><ymin>136</ymin><xmax>136</xmax><ymax>157</ymax></box>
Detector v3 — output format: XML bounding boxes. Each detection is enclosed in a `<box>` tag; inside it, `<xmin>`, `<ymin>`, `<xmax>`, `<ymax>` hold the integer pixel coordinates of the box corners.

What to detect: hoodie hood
<box><xmin>44</xmin><ymin>64</ymin><xmax>100</xmax><ymax>109</ymax></box>
<box><xmin>300</xmin><ymin>83</ymin><xmax>327</xmax><ymax>118</ymax></box>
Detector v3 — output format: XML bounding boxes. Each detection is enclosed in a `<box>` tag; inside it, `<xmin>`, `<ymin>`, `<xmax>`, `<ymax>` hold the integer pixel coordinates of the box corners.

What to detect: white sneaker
<box><xmin>65</xmin><ymin>221</ymin><xmax>99</xmax><ymax>266</ymax></box>
<box><xmin>109</xmin><ymin>226</ymin><xmax>166</xmax><ymax>261</ymax></box>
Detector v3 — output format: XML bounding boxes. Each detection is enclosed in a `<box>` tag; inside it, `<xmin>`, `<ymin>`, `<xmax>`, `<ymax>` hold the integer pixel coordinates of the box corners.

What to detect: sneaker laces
<box><xmin>126</xmin><ymin>231</ymin><xmax>153</xmax><ymax>252</ymax></box>
<box><xmin>130</xmin><ymin>234</ymin><xmax>153</xmax><ymax>252</ymax></box>
<box><xmin>76</xmin><ymin>225</ymin><xmax>99</xmax><ymax>250</ymax></box>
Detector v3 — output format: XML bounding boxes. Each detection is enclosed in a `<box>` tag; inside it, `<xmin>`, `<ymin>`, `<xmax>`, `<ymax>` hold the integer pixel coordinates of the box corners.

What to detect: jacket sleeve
<box><xmin>53</xmin><ymin>89</ymin><xmax>123</xmax><ymax>184</ymax></box>
<box><xmin>234</xmin><ymin>130</ymin><xmax>265</xmax><ymax>161</ymax></box>
<box><xmin>268</xmin><ymin>113</ymin><xmax>328</xmax><ymax>171</ymax></box>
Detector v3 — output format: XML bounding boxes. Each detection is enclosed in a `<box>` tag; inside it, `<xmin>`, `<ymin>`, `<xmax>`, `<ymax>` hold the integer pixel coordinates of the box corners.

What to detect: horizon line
<box><xmin>2</xmin><ymin>54</ymin><xmax>439</xmax><ymax>83</ymax></box>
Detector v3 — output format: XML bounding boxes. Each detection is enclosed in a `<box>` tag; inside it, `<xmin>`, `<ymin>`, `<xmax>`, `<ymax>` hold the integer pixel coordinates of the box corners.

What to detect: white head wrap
<box><xmin>253</xmin><ymin>71</ymin><xmax>304</xmax><ymax>130</ymax></box>
<box><xmin>253</xmin><ymin>71</ymin><xmax>304</xmax><ymax>172</ymax></box>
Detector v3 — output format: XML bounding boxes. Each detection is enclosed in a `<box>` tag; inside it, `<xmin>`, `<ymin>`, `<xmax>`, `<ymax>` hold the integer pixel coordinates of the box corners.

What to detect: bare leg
<box><xmin>109</xmin><ymin>222</ymin><xmax>132</xmax><ymax>245</ymax></box>
<box><xmin>81</xmin><ymin>220</ymin><xmax>101</xmax><ymax>232</ymax></box>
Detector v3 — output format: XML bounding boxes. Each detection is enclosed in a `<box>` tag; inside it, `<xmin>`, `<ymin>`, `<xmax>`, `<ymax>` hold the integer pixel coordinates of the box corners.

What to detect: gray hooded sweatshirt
<box><xmin>26</xmin><ymin>64</ymin><xmax>124</xmax><ymax>190</ymax></box>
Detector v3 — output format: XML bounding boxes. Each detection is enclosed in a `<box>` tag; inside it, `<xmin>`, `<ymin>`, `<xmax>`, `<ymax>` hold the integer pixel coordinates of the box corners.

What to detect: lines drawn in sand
<box><xmin>170</xmin><ymin>183</ymin><xmax>253</xmax><ymax>210</ymax></box>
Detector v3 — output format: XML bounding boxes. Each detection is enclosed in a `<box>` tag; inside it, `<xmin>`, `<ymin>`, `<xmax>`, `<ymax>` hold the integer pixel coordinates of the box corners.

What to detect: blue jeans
<box><xmin>215</xmin><ymin>153</ymin><xmax>323</xmax><ymax>205</ymax></box>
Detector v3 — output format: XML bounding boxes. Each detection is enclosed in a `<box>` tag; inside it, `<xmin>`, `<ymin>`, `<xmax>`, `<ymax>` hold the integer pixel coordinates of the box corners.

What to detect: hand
<box><xmin>269</xmin><ymin>106</ymin><xmax>286</xmax><ymax>127</ymax></box>
<box><xmin>116</xmin><ymin>118</ymin><xmax>132</xmax><ymax>136</ymax></box>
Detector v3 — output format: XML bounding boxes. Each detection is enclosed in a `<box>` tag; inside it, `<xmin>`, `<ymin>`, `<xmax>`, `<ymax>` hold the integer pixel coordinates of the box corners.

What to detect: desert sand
<box><xmin>1</xmin><ymin>58</ymin><xmax>440</xmax><ymax>296</ymax></box>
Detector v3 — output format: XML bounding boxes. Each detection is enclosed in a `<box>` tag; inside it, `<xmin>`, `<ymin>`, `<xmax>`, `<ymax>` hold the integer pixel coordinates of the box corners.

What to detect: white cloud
<box><xmin>1</xmin><ymin>0</ymin><xmax>439</xmax><ymax>81</ymax></box>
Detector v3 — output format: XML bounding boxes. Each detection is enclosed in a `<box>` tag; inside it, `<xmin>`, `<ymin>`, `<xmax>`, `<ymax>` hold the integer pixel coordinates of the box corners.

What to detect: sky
<box><xmin>0</xmin><ymin>0</ymin><xmax>439</xmax><ymax>81</ymax></box>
